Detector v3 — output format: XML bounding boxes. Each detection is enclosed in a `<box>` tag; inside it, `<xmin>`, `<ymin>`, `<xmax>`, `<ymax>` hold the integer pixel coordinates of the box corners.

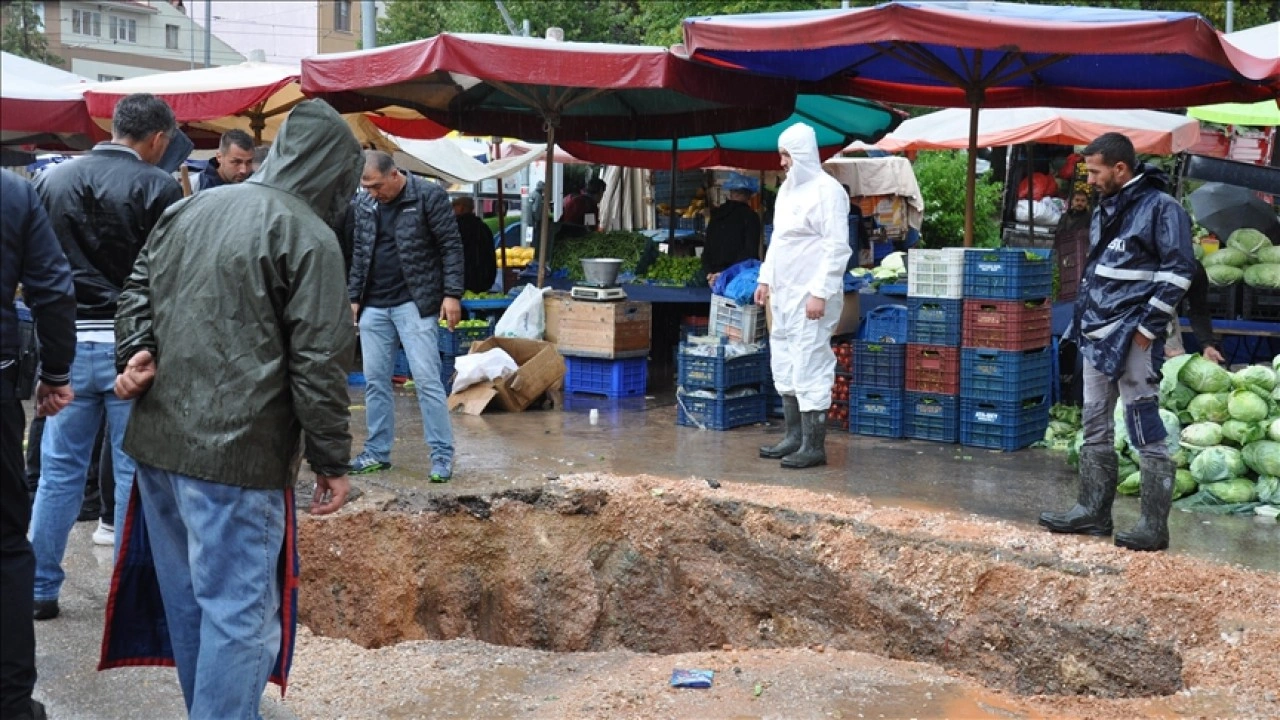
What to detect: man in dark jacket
<box><xmin>1</xmin><ymin>170</ymin><xmax>76</xmax><ymax>720</ymax></box>
<box><xmin>111</xmin><ymin>99</ymin><xmax>360</xmax><ymax>717</ymax></box>
<box><xmin>29</xmin><ymin>93</ymin><xmax>182</xmax><ymax>620</ymax></box>
<box><xmin>559</xmin><ymin>177</ymin><xmax>605</xmax><ymax>228</ymax></box>
<box><xmin>1040</xmin><ymin>132</ymin><xmax>1195</xmax><ymax>553</ymax></box>
<box><xmin>348</xmin><ymin>151</ymin><xmax>465</xmax><ymax>482</ymax></box>
<box><xmin>452</xmin><ymin>196</ymin><xmax>498</xmax><ymax>293</ymax></box>
<box><xmin>702</xmin><ymin>177</ymin><xmax>761</xmax><ymax>285</ymax></box>
<box><xmin>193</xmin><ymin>129</ymin><xmax>254</xmax><ymax>192</ymax></box>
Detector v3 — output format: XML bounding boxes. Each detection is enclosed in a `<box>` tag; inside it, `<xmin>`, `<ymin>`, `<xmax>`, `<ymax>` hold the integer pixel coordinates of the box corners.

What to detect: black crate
<box><xmin>1243</xmin><ymin>285</ymin><xmax>1280</xmax><ymax>322</ymax></box>
<box><xmin>1202</xmin><ymin>283</ymin><xmax>1242</xmax><ymax>320</ymax></box>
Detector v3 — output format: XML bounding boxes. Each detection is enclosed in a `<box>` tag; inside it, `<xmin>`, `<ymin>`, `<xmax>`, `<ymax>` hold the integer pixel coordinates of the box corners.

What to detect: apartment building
<box><xmin>184</xmin><ymin>1</ymin><xmax>367</xmax><ymax>67</ymax></box>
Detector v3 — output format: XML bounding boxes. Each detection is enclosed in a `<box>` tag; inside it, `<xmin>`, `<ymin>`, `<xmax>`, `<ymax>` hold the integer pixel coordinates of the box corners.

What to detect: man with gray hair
<box><xmin>348</xmin><ymin>151</ymin><xmax>465</xmax><ymax>481</ymax></box>
<box><xmin>194</xmin><ymin>128</ymin><xmax>255</xmax><ymax>191</ymax></box>
<box><xmin>29</xmin><ymin>93</ymin><xmax>183</xmax><ymax>621</ymax></box>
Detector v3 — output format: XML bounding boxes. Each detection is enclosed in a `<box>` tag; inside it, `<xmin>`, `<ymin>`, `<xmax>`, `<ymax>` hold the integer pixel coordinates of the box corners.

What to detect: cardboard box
<box><xmin>446</xmin><ymin>337</ymin><xmax>566</xmax><ymax>415</ymax></box>
<box><xmin>763</xmin><ymin>291</ymin><xmax>861</xmax><ymax>337</ymax></box>
<box><xmin>542</xmin><ymin>293</ymin><xmax>651</xmax><ymax>359</ymax></box>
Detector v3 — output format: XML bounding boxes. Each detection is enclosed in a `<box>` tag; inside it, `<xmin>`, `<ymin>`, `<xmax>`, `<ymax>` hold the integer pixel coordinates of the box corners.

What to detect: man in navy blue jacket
<box><xmin>1</xmin><ymin>169</ymin><xmax>76</xmax><ymax>720</ymax></box>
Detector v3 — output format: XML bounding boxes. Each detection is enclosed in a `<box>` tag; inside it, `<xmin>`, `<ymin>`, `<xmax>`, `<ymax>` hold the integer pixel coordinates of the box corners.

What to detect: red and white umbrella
<box><xmin>0</xmin><ymin>51</ymin><xmax>104</xmax><ymax>149</ymax></box>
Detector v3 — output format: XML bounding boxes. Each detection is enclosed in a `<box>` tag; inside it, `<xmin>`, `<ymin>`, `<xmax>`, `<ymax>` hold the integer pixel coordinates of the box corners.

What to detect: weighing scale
<box><xmin>570</xmin><ymin>281</ymin><xmax>627</xmax><ymax>302</ymax></box>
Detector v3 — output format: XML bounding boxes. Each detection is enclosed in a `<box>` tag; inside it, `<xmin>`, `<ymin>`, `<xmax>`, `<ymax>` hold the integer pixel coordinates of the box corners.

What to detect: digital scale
<box><xmin>570</xmin><ymin>282</ymin><xmax>628</xmax><ymax>302</ymax></box>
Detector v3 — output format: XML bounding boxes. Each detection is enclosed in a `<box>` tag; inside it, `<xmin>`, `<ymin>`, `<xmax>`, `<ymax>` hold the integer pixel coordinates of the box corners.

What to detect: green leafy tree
<box><xmin>914</xmin><ymin>151</ymin><xmax>1003</xmax><ymax>249</ymax></box>
<box><xmin>1</xmin><ymin>0</ymin><xmax>61</xmax><ymax>65</ymax></box>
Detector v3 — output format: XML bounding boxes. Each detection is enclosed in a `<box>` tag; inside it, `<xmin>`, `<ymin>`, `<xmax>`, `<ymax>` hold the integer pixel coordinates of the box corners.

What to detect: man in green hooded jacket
<box><xmin>112</xmin><ymin>99</ymin><xmax>361</xmax><ymax>718</ymax></box>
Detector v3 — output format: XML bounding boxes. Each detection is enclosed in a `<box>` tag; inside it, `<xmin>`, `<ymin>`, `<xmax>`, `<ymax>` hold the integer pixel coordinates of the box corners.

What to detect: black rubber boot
<box><xmin>760</xmin><ymin>395</ymin><xmax>802</xmax><ymax>459</ymax></box>
<box><xmin>1115</xmin><ymin>456</ymin><xmax>1174</xmax><ymax>552</ymax></box>
<box><xmin>1038</xmin><ymin>446</ymin><xmax>1116</xmax><ymax>536</ymax></box>
<box><xmin>781</xmin><ymin>411</ymin><xmax>827</xmax><ymax>469</ymax></box>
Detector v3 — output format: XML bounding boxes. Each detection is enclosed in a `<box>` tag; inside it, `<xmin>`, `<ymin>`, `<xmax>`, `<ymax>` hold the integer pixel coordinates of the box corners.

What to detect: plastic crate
<box><xmin>1201</xmin><ymin>283</ymin><xmax>1241</xmax><ymax>320</ymax></box>
<box><xmin>438</xmin><ymin>322</ymin><xmax>494</xmax><ymax>357</ymax></box>
<box><xmin>861</xmin><ymin>304</ymin><xmax>908</xmax><ymax>343</ymax></box>
<box><xmin>879</xmin><ymin>283</ymin><xmax>908</xmax><ymax>296</ymax></box>
<box><xmin>905</xmin><ymin>344</ymin><xmax>960</xmax><ymax>395</ymax></box>
<box><xmin>853</xmin><ymin>340</ymin><xmax>906</xmax><ymax>389</ymax></box>
<box><xmin>677</xmin><ymin>341</ymin><xmax>768</xmax><ymax>391</ymax></box>
<box><xmin>962</xmin><ymin>248</ymin><xmax>1053</xmax><ymax>300</ymax></box>
<box><xmin>905</xmin><ymin>392</ymin><xmax>959</xmax><ymax>443</ymax></box>
<box><xmin>1243</xmin><ymin>285</ymin><xmax>1280</xmax><ymax>322</ymax></box>
<box><xmin>907</xmin><ymin>248</ymin><xmax>966</xmax><ymax>299</ymax></box>
<box><xmin>906</xmin><ymin>297</ymin><xmax>963</xmax><ymax>346</ymax></box>
<box><xmin>565</xmin><ymin>356</ymin><xmax>648</xmax><ymax>398</ymax></box>
<box><xmin>959</xmin><ymin>395</ymin><xmax>1050</xmax><ymax>451</ymax></box>
<box><xmin>767</xmin><ymin>391</ymin><xmax>784</xmax><ymax>418</ymax></box>
<box><xmin>656</xmin><ymin>215</ymin><xmax>706</xmax><ymax>232</ymax></box>
<box><xmin>833</xmin><ymin>340</ymin><xmax>854</xmax><ymax>375</ymax></box>
<box><xmin>393</xmin><ymin>348</ymin><xmax>411</xmax><ymax>378</ymax></box>
<box><xmin>348</xmin><ymin>372</ymin><xmax>366</xmax><ymax>388</ymax></box>
<box><xmin>960</xmin><ymin>347</ymin><xmax>1052</xmax><ymax>402</ymax></box>
<box><xmin>680</xmin><ymin>315</ymin><xmax>710</xmax><ymax>342</ymax></box>
<box><xmin>709</xmin><ymin>294</ymin><xmax>767</xmax><ymax>344</ymax></box>
<box><xmin>961</xmin><ymin>299</ymin><xmax>1052</xmax><ymax>350</ymax></box>
<box><xmin>677</xmin><ymin>388</ymin><xmax>767</xmax><ymax>430</ymax></box>
<box><xmin>850</xmin><ymin>386</ymin><xmax>904</xmax><ymax>439</ymax></box>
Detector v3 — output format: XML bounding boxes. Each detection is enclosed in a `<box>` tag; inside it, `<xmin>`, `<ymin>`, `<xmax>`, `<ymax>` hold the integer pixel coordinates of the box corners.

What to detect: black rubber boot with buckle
<box><xmin>781</xmin><ymin>410</ymin><xmax>827</xmax><ymax>469</ymax></box>
<box><xmin>760</xmin><ymin>394</ymin><xmax>801</xmax><ymax>459</ymax></box>
<box><xmin>1115</xmin><ymin>456</ymin><xmax>1174</xmax><ymax>552</ymax></box>
<box><xmin>1038</xmin><ymin>446</ymin><xmax>1116</xmax><ymax>536</ymax></box>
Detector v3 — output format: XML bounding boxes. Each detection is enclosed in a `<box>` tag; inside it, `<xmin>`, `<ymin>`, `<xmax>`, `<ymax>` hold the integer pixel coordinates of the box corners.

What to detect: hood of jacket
<box><xmin>779</xmin><ymin>122</ymin><xmax>823</xmax><ymax>188</ymax></box>
<box><xmin>248</xmin><ymin>99</ymin><xmax>361</xmax><ymax>225</ymax></box>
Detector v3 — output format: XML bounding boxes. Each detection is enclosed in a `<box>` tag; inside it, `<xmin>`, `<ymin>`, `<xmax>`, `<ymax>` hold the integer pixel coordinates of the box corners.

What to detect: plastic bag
<box><xmin>494</xmin><ymin>284</ymin><xmax>546</xmax><ymax>339</ymax></box>
<box><xmin>452</xmin><ymin>348</ymin><xmax>518</xmax><ymax>394</ymax></box>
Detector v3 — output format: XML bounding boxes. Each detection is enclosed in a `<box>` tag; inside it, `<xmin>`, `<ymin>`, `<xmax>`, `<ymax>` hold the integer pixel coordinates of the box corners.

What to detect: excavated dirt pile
<box><xmin>296</xmin><ymin>474</ymin><xmax>1280</xmax><ymax>717</ymax></box>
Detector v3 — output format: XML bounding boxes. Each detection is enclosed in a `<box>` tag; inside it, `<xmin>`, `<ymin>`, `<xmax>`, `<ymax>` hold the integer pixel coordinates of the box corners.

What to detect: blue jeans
<box><xmin>136</xmin><ymin>463</ymin><xmax>283</xmax><ymax>720</ymax></box>
<box><xmin>30</xmin><ymin>341</ymin><xmax>135</xmax><ymax>600</ymax></box>
<box><xmin>357</xmin><ymin>302</ymin><xmax>453</xmax><ymax>465</ymax></box>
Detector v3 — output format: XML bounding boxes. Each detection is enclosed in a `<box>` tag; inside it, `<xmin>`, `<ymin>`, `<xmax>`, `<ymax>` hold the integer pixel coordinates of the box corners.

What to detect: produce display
<box><xmin>461</xmin><ymin>291</ymin><xmax>507</xmax><ymax>300</ymax></box>
<box><xmin>495</xmin><ymin>246</ymin><xmax>536</xmax><ymax>268</ymax></box>
<box><xmin>1202</xmin><ymin>228</ymin><xmax>1279</xmax><ymax>289</ymax></box>
<box><xmin>437</xmin><ymin>318</ymin><xmax>492</xmax><ymax>328</ymax></box>
<box><xmin>547</xmin><ymin>231</ymin><xmax>649</xmax><ymax>281</ymax></box>
<box><xmin>1051</xmin><ymin>353</ymin><xmax>1280</xmax><ymax>518</ymax></box>
<box><xmin>636</xmin><ymin>255</ymin><xmax>704</xmax><ymax>286</ymax></box>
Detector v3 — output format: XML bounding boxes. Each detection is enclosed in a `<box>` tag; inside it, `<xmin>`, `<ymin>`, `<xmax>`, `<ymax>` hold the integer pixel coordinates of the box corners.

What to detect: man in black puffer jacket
<box><xmin>347</xmin><ymin>151</ymin><xmax>465</xmax><ymax>482</ymax></box>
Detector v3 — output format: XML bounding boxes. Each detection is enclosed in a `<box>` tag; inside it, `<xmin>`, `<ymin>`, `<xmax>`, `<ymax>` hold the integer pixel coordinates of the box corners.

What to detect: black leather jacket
<box><xmin>34</xmin><ymin>143</ymin><xmax>183</xmax><ymax>327</ymax></box>
<box><xmin>348</xmin><ymin>172</ymin><xmax>465</xmax><ymax>317</ymax></box>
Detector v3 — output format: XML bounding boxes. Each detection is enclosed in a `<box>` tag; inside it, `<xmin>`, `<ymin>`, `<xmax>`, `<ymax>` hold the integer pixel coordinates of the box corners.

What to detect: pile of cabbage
<box><xmin>850</xmin><ymin>251</ymin><xmax>908</xmax><ymax>288</ymax></box>
<box><xmin>1202</xmin><ymin>228</ymin><xmax>1280</xmax><ymax>289</ymax></box>
<box><xmin>1061</xmin><ymin>353</ymin><xmax>1280</xmax><ymax>519</ymax></box>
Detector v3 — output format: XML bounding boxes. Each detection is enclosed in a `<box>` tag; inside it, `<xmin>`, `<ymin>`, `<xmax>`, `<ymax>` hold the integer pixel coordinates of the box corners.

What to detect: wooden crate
<box><xmin>543</xmin><ymin>293</ymin><xmax>651</xmax><ymax>359</ymax></box>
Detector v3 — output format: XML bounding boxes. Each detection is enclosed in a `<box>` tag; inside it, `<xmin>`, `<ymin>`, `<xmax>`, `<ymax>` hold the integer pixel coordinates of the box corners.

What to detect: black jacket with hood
<box><xmin>115</xmin><ymin>100</ymin><xmax>362</xmax><ymax>489</ymax></box>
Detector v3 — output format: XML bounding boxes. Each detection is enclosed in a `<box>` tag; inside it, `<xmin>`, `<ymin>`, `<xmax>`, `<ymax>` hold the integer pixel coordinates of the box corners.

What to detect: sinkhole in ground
<box><xmin>297</xmin><ymin>484</ymin><xmax>1182</xmax><ymax>700</ymax></box>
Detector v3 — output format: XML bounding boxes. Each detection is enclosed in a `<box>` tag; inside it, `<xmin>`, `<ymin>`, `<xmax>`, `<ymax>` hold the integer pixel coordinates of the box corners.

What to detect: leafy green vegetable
<box><xmin>636</xmin><ymin>254</ymin><xmax>703</xmax><ymax>286</ymax></box>
<box><xmin>1188</xmin><ymin>393</ymin><xmax>1231</xmax><ymax>424</ymax></box>
<box><xmin>1180</xmin><ymin>356</ymin><xmax>1233</xmax><ymax>393</ymax></box>
<box><xmin>1189</xmin><ymin>445</ymin><xmax>1246</xmax><ymax>483</ymax></box>
<box><xmin>1202</xmin><ymin>247</ymin><xmax>1250</xmax><ymax>268</ymax></box>
<box><xmin>1270</xmin><ymin>418</ymin><xmax>1280</xmax><ymax>442</ymax></box>
<box><xmin>1205</xmin><ymin>265</ymin><xmax>1245</xmax><ymax>286</ymax></box>
<box><xmin>1174</xmin><ymin>469</ymin><xmax>1198</xmax><ymax>500</ymax></box>
<box><xmin>1243</xmin><ymin>263</ymin><xmax>1280</xmax><ymax>289</ymax></box>
<box><xmin>1242</xmin><ymin>440</ymin><xmax>1280</xmax><ymax>477</ymax></box>
<box><xmin>1258</xmin><ymin>245</ymin><xmax>1280</xmax><ymax>264</ymax></box>
<box><xmin>1226</xmin><ymin>227</ymin><xmax>1270</xmax><ymax>258</ymax></box>
<box><xmin>548</xmin><ymin>231</ymin><xmax>649</xmax><ymax>281</ymax></box>
<box><xmin>1227</xmin><ymin>389</ymin><xmax>1270</xmax><ymax>423</ymax></box>
<box><xmin>1222</xmin><ymin>419</ymin><xmax>1265</xmax><ymax>447</ymax></box>
<box><xmin>1257</xmin><ymin>475</ymin><xmax>1280</xmax><ymax>504</ymax></box>
<box><xmin>1203</xmin><ymin>477</ymin><xmax>1257</xmax><ymax>504</ymax></box>
<box><xmin>1233</xmin><ymin>365</ymin><xmax>1277</xmax><ymax>393</ymax></box>
<box><xmin>1180</xmin><ymin>421</ymin><xmax>1223</xmax><ymax>449</ymax></box>
<box><xmin>1117</xmin><ymin>471</ymin><xmax>1141</xmax><ymax>496</ymax></box>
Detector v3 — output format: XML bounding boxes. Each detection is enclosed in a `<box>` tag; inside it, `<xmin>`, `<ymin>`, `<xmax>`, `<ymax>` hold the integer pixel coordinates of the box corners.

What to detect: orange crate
<box><xmin>961</xmin><ymin>299</ymin><xmax>1051</xmax><ymax>350</ymax></box>
<box><xmin>905</xmin><ymin>344</ymin><xmax>960</xmax><ymax>395</ymax></box>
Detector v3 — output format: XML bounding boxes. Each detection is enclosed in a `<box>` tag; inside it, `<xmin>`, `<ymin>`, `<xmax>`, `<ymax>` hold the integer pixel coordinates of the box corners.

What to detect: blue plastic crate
<box><xmin>960</xmin><ymin>347</ymin><xmax>1052</xmax><ymax>402</ymax></box>
<box><xmin>348</xmin><ymin>372</ymin><xmax>366</xmax><ymax>388</ymax></box>
<box><xmin>393</xmin><ymin>348</ymin><xmax>411</xmax><ymax>378</ymax></box>
<box><xmin>853</xmin><ymin>340</ymin><xmax>906</xmax><ymax>389</ymax></box>
<box><xmin>677</xmin><ymin>342</ymin><xmax>767</xmax><ymax>390</ymax></box>
<box><xmin>960</xmin><ymin>395</ymin><xmax>1050</xmax><ymax>451</ymax></box>
<box><xmin>565</xmin><ymin>356</ymin><xmax>648</xmax><ymax>398</ymax></box>
<box><xmin>962</xmin><ymin>248</ymin><xmax>1053</xmax><ymax>300</ymax></box>
<box><xmin>767</xmin><ymin>391</ymin><xmax>784</xmax><ymax>418</ymax></box>
<box><xmin>850</xmin><ymin>386</ymin><xmax>904</xmax><ymax>438</ymax></box>
<box><xmin>677</xmin><ymin>388</ymin><xmax>767</xmax><ymax>430</ymax></box>
<box><xmin>906</xmin><ymin>297</ymin><xmax>963</xmax><ymax>346</ymax></box>
<box><xmin>905</xmin><ymin>392</ymin><xmax>958</xmax><ymax>443</ymax></box>
<box><xmin>861</xmin><ymin>304</ymin><xmax>908</xmax><ymax>343</ymax></box>
<box><xmin>438</xmin><ymin>323</ymin><xmax>494</xmax><ymax>357</ymax></box>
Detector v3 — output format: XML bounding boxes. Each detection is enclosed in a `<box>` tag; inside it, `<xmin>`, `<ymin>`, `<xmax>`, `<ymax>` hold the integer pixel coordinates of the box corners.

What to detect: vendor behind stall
<box><xmin>702</xmin><ymin>173</ymin><xmax>762</xmax><ymax>285</ymax></box>
<box><xmin>558</xmin><ymin>177</ymin><xmax>606</xmax><ymax>230</ymax></box>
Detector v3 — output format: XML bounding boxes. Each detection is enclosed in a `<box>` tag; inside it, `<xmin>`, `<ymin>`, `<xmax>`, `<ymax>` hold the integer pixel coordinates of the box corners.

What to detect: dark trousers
<box><xmin>1</xmin><ymin>396</ymin><xmax>37</xmax><ymax>716</ymax></box>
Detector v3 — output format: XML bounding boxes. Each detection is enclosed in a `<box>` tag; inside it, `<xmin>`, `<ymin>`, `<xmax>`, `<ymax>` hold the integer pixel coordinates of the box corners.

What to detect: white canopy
<box><xmin>391</xmin><ymin>137</ymin><xmax>546</xmax><ymax>185</ymax></box>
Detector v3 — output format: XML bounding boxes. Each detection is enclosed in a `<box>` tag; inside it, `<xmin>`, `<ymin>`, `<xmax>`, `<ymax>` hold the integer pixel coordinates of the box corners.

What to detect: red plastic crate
<box><xmin>962</xmin><ymin>299</ymin><xmax>1051</xmax><ymax>351</ymax></box>
<box><xmin>905</xmin><ymin>344</ymin><xmax>960</xmax><ymax>395</ymax></box>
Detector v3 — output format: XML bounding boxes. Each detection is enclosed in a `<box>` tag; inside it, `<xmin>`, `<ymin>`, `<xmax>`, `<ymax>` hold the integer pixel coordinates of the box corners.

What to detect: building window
<box><xmin>334</xmin><ymin>0</ymin><xmax>352</xmax><ymax>32</ymax></box>
<box><xmin>166</xmin><ymin>24</ymin><xmax>179</xmax><ymax>50</ymax></box>
<box><xmin>97</xmin><ymin>74</ymin><xmax>124</xmax><ymax>82</ymax></box>
<box><xmin>110</xmin><ymin>16</ymin><xmax>137</xmax><ymax>43</ymax></box>
<box><xmin>72</xmin><ymin>9</ymin><xmax>102</xmax><ymax>37</ymax></box>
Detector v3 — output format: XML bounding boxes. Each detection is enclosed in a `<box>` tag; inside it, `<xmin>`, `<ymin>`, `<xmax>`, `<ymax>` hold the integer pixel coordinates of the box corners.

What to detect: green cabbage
<box><xmin>1205</xmin><ymin>265</ymin><xmax>1245</xmax><ymax>286</ymax></box>
<box><xmin>1257</xmin><ymin>475</ymin><xmax>1280</xmax><ymax>504</ymax></box>
<box><xmin>1162</xmin><ymin>383</ymin><xmax>1197</xmax><ymax>412</ymax></box>
<box><xmin>1226</xmin><ymin>227</ymin><xmax>1270</xmax><ymax>258</ymax></box>
<box><xmin>1117</xmin><ymin>471</ymin><xmax>1141</xmax><ymax>495</ymax></box>
<box><xmin>1179</xmin><ymin>355</ymin><xmax>1233</xmax><ymax>393</ymax></box>
<box><xmin>1203</xmin><ymin>247</ymin><xmax>1250</xmax><ymax>267</ymax></box>
<box><xmin>1233</xmin><ymin>365</ymin><xmax>1278</xmax><ymax>392</ymax></box>
<box><xmin>1172</xmin><ymin>447</ymin><xmax>1192</xmax><ymax>469</ymax></box>
<box><xmin>1202</xmin><ymin>477</ymin><xmax>1257</xmax><ymax>504</ymax></box>
<box><xmin>1258</xmin><ymin>245</ymin><xmax>1280</xmax><ymax>264</ymax></box>
<box><xmin>1242</xmin><ymin>440</ymin><xmax>1280</xmax><ymax>477</ymax></box>
<box><xmin>1270</xmin><ymin>418</ymin><xmax>1280</xmax><ymax>442</ymax></box>
<box><xmin>1180</xmin><ymin>421</ymin><xmax>1223</xmax><ymax>449</ymax></box>
<box><xmin>1174</xmin><ymin>469</ymin><xmax>1198</xmax><ymax>500</ymax></box>
<box><xmin>1243</xmin><ymin>263</ymin><xmax>1280</xmax><ymax>289</ymax></box>
<box><xmin>1188</xmin><ymin>393</ymin><xmax>1231</xmax><ymax>423</ymax></box>
<box><xmin>1228</xmin><ymin>389</ymin><xmax>1270</xmax><ymax>423</ymax></box>
<box><xmin>1118</xmin><ymin>458</ymin><xmax>1139</xmax><ymax>481</ymax></box>
<box><xmin>1190</xmin><ymin>445</ymin><xmax>1246</xmax><ymax>483</ymax></box>
<box><xmin>1193</xmin><ymin>242</ymin><xmax>1205</xmax><ymax>261</ymax></box>
<box><xmin>1222</xmin><ymin>419</ymin><xmax>1265</xmax><ymax>447</ymax></box>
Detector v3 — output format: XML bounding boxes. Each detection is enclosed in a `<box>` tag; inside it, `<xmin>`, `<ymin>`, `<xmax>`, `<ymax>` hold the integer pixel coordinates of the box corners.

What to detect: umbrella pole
<box><xmin>537</xmin><ymin>125</ymin><xmax>556</xmax><ymax>289</ymax></box>
<box><xmin>965</xmin><ymin>100</ymin><xmax>979</xmax><ymax>247</ymax></box>
<box><xmin>668</xmin><ymin>136</ymin><xmax>679</xmax><ymax>246</ymax></box>
<box><xmin>758</xmin><ymin>169</ymin><xmax>767</xmax><ymax>261</ymax></box>
<box><xmin>494</xmin><ymin>140</ymin><xmax>509</xmax><ymax>289</ymax></box>
<box><xmin>1025</xmin><ymin>143</ymin><xmax>1034</xmax><ymax>239</ymax></box>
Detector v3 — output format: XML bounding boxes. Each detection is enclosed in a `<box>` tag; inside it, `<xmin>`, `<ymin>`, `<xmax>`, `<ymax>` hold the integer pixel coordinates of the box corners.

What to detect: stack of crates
<box><xmin>850</xmin><ymin>305</ymin><xmax>907</xmax><ymax>438</ymax></box>
<box><xmin>904</xmin><ymin>249</ymin><xmax>966</xmax><ymax>443</ymax></box>
<box><xmin>959</xmin><ymin>248</ymin><xmax>1054</xmax><ymax>451</ymax></box>
<box><xmin>676</xmin><ymin>337</ymin><xmax>768</xmax><ymax>430</ymax></box>
<box><xmin>437</xmin><ymin>321</ymin><xmax>495</xmax><ymax>392</ymax></box>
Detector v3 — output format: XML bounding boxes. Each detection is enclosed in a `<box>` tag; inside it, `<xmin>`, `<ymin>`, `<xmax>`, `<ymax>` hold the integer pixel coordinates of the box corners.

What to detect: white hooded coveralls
<box><xmin>760</xmin><ymin>123</ymin><xmax>852</xmax><ymax>412</ymax></box>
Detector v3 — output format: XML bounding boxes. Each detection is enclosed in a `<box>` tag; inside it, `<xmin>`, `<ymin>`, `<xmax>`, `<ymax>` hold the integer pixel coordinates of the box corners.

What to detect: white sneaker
<box><xmin>92</xmin><ymin>521</ymin><xmax>115</xmax><ymax>547</ymax></box>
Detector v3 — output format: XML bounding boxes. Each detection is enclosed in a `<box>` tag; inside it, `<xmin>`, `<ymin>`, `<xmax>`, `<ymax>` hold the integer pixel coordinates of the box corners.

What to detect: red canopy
<box><xmin>0</xmin><ymin>52</ymin><xmax>105</xmax><ymax>149</ymax></box>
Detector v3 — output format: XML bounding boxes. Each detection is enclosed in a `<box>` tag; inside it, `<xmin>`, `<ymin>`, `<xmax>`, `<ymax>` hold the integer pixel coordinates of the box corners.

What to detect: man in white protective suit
<box><xmin>755</xmin><ymin>123</ymin><xmax>852</xmax><ymax>469</ymax></box>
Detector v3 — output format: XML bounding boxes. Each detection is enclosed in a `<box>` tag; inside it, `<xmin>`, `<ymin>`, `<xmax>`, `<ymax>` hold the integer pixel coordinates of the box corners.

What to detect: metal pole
<box><xmin>522</xmin><ymin>19</ymin><xmax>530</xmax><ymax>37</ymax></box>
<box><xmin>668</xmin><ymin>137</ymin><xmax>678</xmax><ymax>245</ymax></box>
<box><xmin>362</xmin><ymin>0</ymin><xmax>376</xmax><ymax>49</ymax></box>
<box><xmin>203</xmin><ymin>0</ymin><xmax>211</xmax><ymax>67</ymax></box>
<box><xmin>964</xmin><ymin>100</ymin><xmax>979</xmax><ymax>247</ymax></box>
<box><xmin>1225</xmin><ymin>0</ymin><xmax>1234</xmax><ymax>33</ymax></box>
<box><xmin>537</xmin><ymin>126</ymin><xmax>556</xmax><ymax>288</ymax></box>
<box><xmin>189</xmin><ymin>3</ymin><xmax>195</xmax><ymax>69</ymax></box>
<box><xmin>494</xmin><ymin>140</ymin><xmax>509</xmax><ymax>286</ymax></box>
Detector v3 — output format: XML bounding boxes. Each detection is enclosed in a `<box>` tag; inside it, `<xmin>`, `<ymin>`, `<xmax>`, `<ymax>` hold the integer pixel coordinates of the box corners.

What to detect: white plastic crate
<box><xmin>907</xmin><ymin>248</ymin><xmax>966</xmax><ymax>299</ymax></box>
<box><xmin>709</xmin><ymin>294</ymin><xmax>766</xmax><ymax>344</ymax></box>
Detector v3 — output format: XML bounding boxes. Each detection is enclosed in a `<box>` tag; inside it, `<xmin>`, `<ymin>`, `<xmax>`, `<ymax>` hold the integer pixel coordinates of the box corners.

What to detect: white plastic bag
<box><xmin>494</xmin><ymin>285</ymin><xmax>546</xmax><ymax>339</ymax></box>
<box><xmin>451</xmin><ymin>348</ymin><xmax>518</xmax><ymax>394</ymax></box>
